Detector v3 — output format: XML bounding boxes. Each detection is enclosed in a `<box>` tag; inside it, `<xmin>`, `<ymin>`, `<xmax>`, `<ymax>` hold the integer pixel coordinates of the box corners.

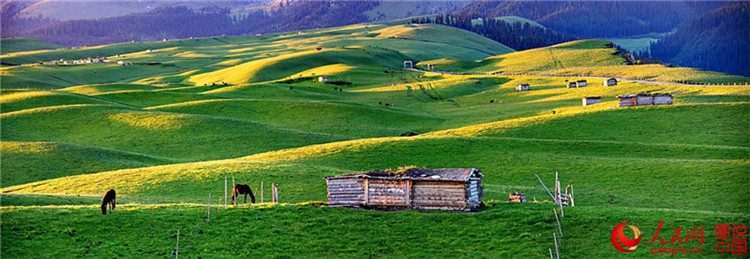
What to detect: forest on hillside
<box><xmin>650</xmin><ymin>2</ymin><xmax>749</xmax><ymax>76</ymax></box>
<box><xmin>411</xmin><ymin>14</ymin><xmax>575</xmax><ymax>51</ymax></box>
<box><xmin>453</xmin><ymin>1</ymin><xmax>726</xmax><ymax>38</ymax></box>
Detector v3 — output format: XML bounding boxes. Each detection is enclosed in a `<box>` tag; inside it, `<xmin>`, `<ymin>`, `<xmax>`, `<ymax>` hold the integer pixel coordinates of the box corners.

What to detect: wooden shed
<box><xmin>603</xmin><ymin>78</ymin><xmax>617</xmax><ymax>86</ymax></box>
<box><xmin>577</xmin><ymin>80</ymin><xmax>588</xmax><ymax>87</ymax></box>
<box><xmin>318</xmin><ymin>76</ymin><xmax>329</xmax><ymax>82</ymax></box>
<box><xmin>516</xmin><ymin>84</ymin><xmax>531</xmax><ymax>91</ymax></box>
<box><xmin>567</xmin><ymin>82</ymin><xmax>577</xmax><ymax>88</ymax></box>
<box><xmin>636</xmin><ymin>94</ymin><xmax>654</xmax><ymax>106</ymax></box>
<box><xmin>617</xmin><ymin>94</ymin><xmax>637</xmax><ymax>107</ymax></box>
<box><xmin>582</xmin><ymin>96</ymin><xmax>601</xmax><ymax>106</ymax></box>
<box><xmin>653</xmin><ymin>93</ymin><xmax>673</xmax><ymax>105</ymax></box>
<box><xmin>325</xmin><ymin>168</ymin><xmax>484</xmax><ymax>211</ymax></box>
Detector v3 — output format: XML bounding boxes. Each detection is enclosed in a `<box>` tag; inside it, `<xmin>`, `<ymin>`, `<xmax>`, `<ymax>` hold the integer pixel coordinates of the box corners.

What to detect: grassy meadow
<box><xmin>1</xmin><ymin>21</ymin><xmax>749</xmax><ymax>258</ymax></box>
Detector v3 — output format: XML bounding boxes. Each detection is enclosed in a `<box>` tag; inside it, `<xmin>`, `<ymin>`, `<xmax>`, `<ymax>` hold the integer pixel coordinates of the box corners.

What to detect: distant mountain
<box><xmin>3</xmin><ymin>0</ymin><xmax>466</xmax><ymax>46</ymax></box>
<box><xmin>453</xmin><ymin>0</ymin><xmax>725</xmax><ymax>38</ymax></box>
<box><xmin>16</xmin><ymin>0</ymin><xmax>270</xmax><ymax>21</ymax></box>
<box><xmin>650</xmin><ymin>2</ymin><xmax>750</xmax><ymax>76</ymax></box>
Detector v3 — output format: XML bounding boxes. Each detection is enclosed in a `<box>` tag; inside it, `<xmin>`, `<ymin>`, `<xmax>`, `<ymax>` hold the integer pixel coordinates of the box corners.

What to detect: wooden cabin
<box><xmin>617</xmin><ymin>94</ymin><xmax>637</xmax><ymax>107</ymax></box>
<box><xmin>603</xmin><ymin>78</ymin><xmax>617</xmax><ymax>86</ymax></box>
<box><xmin>567</xmin><ymin>82</ymin><xmax>577</xmax><ymax>88</ymax></box>
<box><xmin>318</xmin><ymin>76</ymin><xmax>329</xmax><ymax>82</ymax></box>
<box><xmin>515</xmin><ymin>84</ymin><xmax>531</xmax><ymax>91</ymax></box>
<box><xmin>653</xmin><ymin>93</ymin><xmax>673</xmax><ymax>105</ymax></box>
<box><xmin>325</xmin><ymin>168</ymin><xmax>484</xmax><ymax>211</ymax></box>
<box><xmin>636</xmin><ymin>94</ymin><xmax>654</xmax><ymax>106</ymax></box>
<box><xmin>577</xmin><ymin>80</ymin><xmax>588</xmax><ymax>87</ymax></box>
<box><xmin>582</xmin><ymin>96</ymin><xmax>601</xmax><ymax>106</ymax></box>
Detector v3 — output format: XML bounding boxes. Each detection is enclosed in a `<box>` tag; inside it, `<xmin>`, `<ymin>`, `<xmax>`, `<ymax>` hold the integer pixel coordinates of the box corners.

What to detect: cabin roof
<box><xmin>325</xmin><ymin>168</ymin><xmax>482</xmax><ymax>182</ymax></box>
<box><xmin>583</xmin><ymin>96</ymin><xmax>601</xmax><ymax>99</ymax></box>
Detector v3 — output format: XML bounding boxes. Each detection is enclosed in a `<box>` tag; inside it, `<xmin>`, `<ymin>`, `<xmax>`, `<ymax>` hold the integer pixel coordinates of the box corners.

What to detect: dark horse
<box><xmin>101</xmin><ymin>189</ymin><xmax>116</xmax><ymax>215</ymax></box>
<box><xmin>231</xmin><ymin>184</ymin><xmax>256</xmax><ymax>204</ymax></box>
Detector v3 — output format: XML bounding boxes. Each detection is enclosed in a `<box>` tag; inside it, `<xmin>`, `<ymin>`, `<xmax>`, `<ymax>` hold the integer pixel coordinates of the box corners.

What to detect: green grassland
<box><xmin>1</xmin><ymin>20</ymin><xmax>749</xmax><ymax>258</ymax></box>
<box><xmin>1</xmin><ymin>38</ymin><xmax>62</xmax><ymax>54</ymax></box>
<box><xmin>419</xmin><ymin>39</ymin><xmax>750</xmax><ymax>84</ymax></box>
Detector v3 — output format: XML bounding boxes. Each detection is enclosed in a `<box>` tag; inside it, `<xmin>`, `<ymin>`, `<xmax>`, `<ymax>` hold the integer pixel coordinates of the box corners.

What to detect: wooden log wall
<box><xmin>327</xmin><ymin>179</ymin><xmax>365</xmax><ymax>206</ymax></box>
<box><xmin>367</xmin><ymin>179</ymin><xmax>408</xmax><ymax>206</ymax></box>
<box><xmin>653</xmin><ymin>96</ymin><xmax>673</xmax><ymax>105</ymax></box>
<box><xmin>636</xmin><ymin>95</ymin><xmax>654</xmax><ymax>106</ymax></box>
<box><xmin>619</xmin><ymin>98</ymin><xmax>636</xmax><ymax>107</ymax></box>
<box><xmin>412</xmin><ymin>181</ymin><xmax>467</xmax><ymax>210</ymax></box>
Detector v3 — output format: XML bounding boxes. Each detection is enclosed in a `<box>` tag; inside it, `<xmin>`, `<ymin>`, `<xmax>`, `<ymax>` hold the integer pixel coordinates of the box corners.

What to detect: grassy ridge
<box><xmin>1</xmin><ymin>38</ymin><xmax>61</xmax><ymax>54</ymax></box>
<box><xmin>418</xmin><ymin>40</ymin><xmax>750</xmax><ymax>84</ymax></box>
<box><xmin>1</xmin><ymin>141</ymin><xmax>175</xmax><ymax>186</ymax></box>
<box><xmin>1</xmin><ymin>104</ymin><xmax>346</xmax><ymax>161</ymax></box>
<box><xmin>149</xmin><ymin>99</ymin><xmax>444</xmax><ymax>138</ymax></box>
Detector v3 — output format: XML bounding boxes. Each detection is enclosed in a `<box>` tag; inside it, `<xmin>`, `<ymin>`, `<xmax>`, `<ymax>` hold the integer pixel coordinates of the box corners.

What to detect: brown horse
<box><xmin>101</xmin><ymin>189</ymin><xmax>116</xmax><ymax>215</ymax></box>
<box><xmin>231</xmin><ymin>184</ymin><xmax>256</xmax><ymax>204</ymax></box>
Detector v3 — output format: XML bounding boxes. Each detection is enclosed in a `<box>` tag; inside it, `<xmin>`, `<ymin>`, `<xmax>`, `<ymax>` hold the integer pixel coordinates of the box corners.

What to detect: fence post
<box><xmin>273</xmin><ymin>184</ymin><xmax>279</xmax><ymax>203</ymax></box>
<box><xmin>176</xmin><ymin>229</ymin><xmax>179</xmax><ymax>259</ymax></box>
<box><xmin>260</xmin><ymin>181</ymin><xmax>264</xmax><ymax>204</ymax></box>
<box><xmin>553</xmin><ymin>232</ymin><xmax>560</xmax><ymax>259</ymax></box>
<box><xmin>224</xmin><ymin>176</ymin><xmax>228</xmax><ymax>208</ymax></box>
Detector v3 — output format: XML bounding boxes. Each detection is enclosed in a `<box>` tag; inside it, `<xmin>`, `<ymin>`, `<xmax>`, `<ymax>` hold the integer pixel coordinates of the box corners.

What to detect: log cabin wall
<box><xmin>653</xmin><ymin>95</ymin><xmax>673</xmax><ymax>105</ymax></box>
<box><xmin>326</xmin><ymin>178</ymin><xmax>365</xmax><ymax>206</ymax></box>
<box><xmin>619</xmin><ymin>97</ymin><xmax>636</xmax><ymax>107</ymax></box>
<box><xmin>466</xmin><ymin>177</ymin><xmax>483</xmax><ymax>210</ymax></box>
<box><xmin>366</xmin><ymin>179</ymin><xmax>409</xmax><ymax>207</ymax></box>
<box><xmin>411</xmin><ymin>181</ymin><xmax>467</xmax><ymax>211</ymax></box>
<box><xmin>636</xmin><ymin>95</ymin><xmax>654</xmax><ymax>106</ymax></box>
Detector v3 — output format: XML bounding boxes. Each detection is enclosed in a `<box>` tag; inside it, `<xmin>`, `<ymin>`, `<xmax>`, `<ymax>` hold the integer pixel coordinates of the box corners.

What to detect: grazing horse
<box><xmin>232</xmin><ymin>184</ymin><xmax>256</xmax><ymax>204</ymax></box>
<box><xmin>101</xmin><ymin>189</ymin><xmax>116</xmax><ymax>215</ymax></box>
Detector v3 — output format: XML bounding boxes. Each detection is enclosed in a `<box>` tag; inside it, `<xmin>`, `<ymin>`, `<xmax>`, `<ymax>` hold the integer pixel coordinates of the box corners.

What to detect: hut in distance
<box><xmin>582</xmin><ymin>96</ymin><xmax>602</xmax><ymax>106</ymax></box>
<box><xmin>603</xmin><ymin>78</ymin><xmax>617</xmax><ymax>86</ymax></box>
<box><xmin>516</xmin><ymin>84</ymin><xmax>531</xmax><ymax>91</ymax></box>
<box><xmin>325</xmin><ymin>167</ymin><xmax>484</xmax><ymax>211</ymax></box>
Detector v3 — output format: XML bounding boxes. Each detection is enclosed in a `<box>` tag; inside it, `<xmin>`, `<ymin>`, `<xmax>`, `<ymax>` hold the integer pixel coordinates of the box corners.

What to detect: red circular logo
<box><xmin>611</xmin><ymin>222</ymin><xmax>643</xmax><ymax>252</ymax></box>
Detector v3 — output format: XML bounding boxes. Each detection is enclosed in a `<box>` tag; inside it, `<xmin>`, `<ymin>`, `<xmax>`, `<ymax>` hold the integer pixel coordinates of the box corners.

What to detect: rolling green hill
<box><xmin>1</xmin><ymin>20</ymin><xmax>749</xmax><ymax>258</ymax></box>
<box><xmin>0</xmin><ymin>38</ymin><xmax>61</xmax><ymax>54</ymax></box>
<box><xmin>419</xmin><ymin>39</ymin><xmax>750</xmax><ymax>84</ymax></box>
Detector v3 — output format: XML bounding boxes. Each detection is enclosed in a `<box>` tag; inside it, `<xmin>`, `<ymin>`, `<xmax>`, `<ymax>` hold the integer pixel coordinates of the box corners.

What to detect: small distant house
<box><xmin>603</xmin><ymin>78</ymin><xmax>617</xmax><ymax>86</ymax></box>
<box><xmin>577</xmin><ymin>80</ymin><xmax>588</xmax><ymax>87</ymax></box>
<box><xmin>636</xmin><ymin>94</ymin><xmax>654</xmax><ymax>106</ymax></box>
<box><xmin>618</xmin><ymin>94</ymin><xmax>637</xmax><ymax>107</ymax></box>
<box><xmin>318</xmin><ymin>76</ymin><xmax>329</xmax><ymax>82</ymax></box>
<box><xmin>146</xmin><ymin>49</ymin><xmax>152</xmax><ymax>53</ymax></box>
<box><xmin>582</xmin><ymin>96</ymin><xmax>602</xmax><ymax>106</ymax></box>
<box><xmin>653</xmin><ymin>93</ymin><xmax>673</xmax><ymax>105</ymax></box>
<box><xmin>516</xmin><ymin>84</ymin><xmax>531</xmax><ymax>91</ymax></box>
<box><xmin>325</xmin><ymin>168</ymin><xmax>484</xmax><ymax>211</ymax></box>
<box><xmin>567</xmin><ymin>82</ymin><xmax>577</xmax><ymax>88</ymax></box>
<box><xmin>403</xmin><ymin>60</ymin><xmax>413</xmax><ymax>69</ymax></box>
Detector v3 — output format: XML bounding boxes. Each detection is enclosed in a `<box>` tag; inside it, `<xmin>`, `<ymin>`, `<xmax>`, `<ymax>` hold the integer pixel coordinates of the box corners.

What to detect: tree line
<box><xmin>411</xmin><ymin>14</ymin><xmax>576</xmax><ymax>51</ymax></box>
<box><xmin>650</xmin><ymin>2</ymin><xmax>749</xmax><ymax>76</ymax></box>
